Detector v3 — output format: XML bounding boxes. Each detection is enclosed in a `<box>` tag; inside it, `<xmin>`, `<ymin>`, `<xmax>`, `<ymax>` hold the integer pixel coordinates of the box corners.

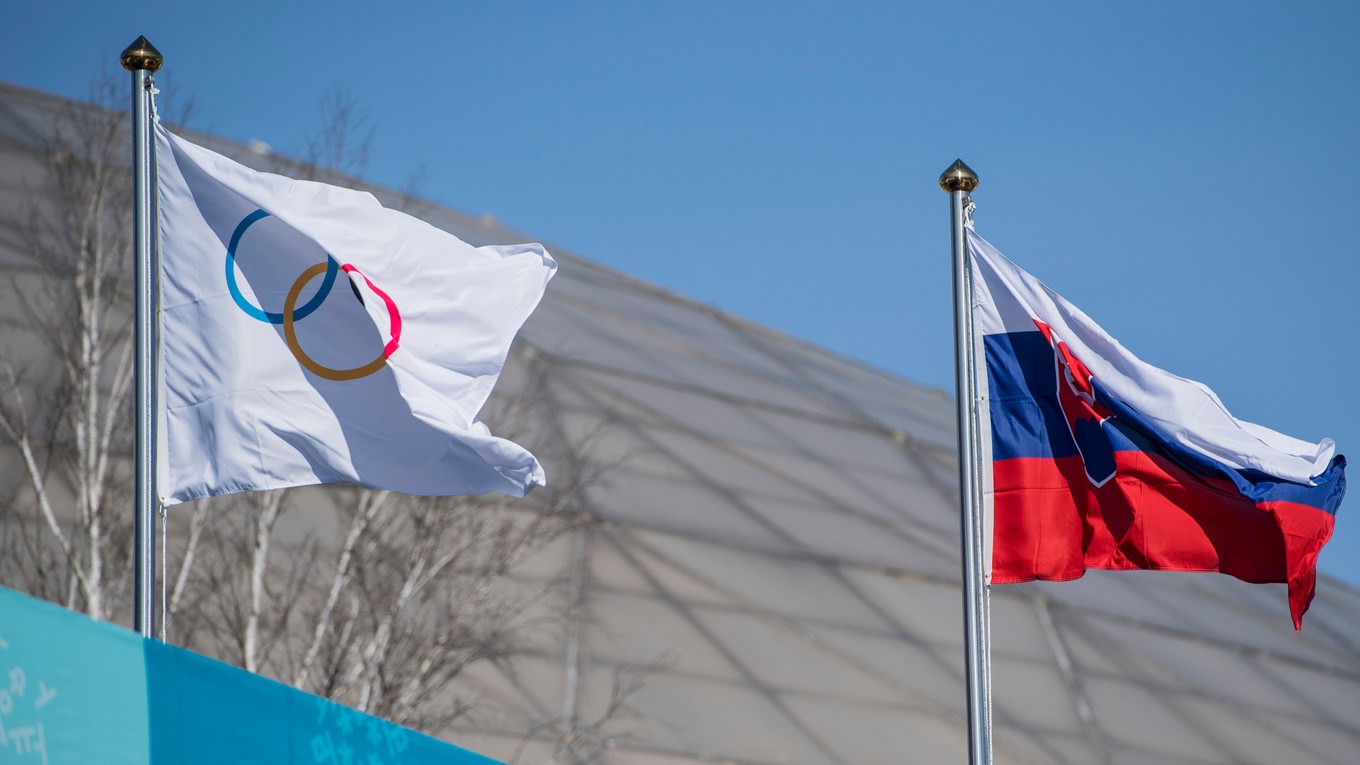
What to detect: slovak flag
<box><xmin>970</xmin><ymin>230</ymin><xmax>1346</xmax><ymax>629</ymax></box>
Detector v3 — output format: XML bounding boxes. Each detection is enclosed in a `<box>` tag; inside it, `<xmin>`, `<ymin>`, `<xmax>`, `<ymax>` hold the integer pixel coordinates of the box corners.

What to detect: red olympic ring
<box><xmin>282</xmin><ymin>262</ymin><xmax>402</xmax><ymax>381</ymax></box>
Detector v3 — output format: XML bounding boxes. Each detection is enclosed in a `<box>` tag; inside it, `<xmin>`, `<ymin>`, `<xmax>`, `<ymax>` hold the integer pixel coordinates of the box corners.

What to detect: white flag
<box><xmin>155</xmin><ymin>119</ymin><xmax>555</xmax><ymax>504</ymax></box>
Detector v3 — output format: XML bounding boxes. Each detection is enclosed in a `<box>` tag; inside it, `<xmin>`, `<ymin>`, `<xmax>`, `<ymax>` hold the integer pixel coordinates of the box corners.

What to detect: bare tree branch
<box><xmin>293</xmin><ymin>488</ymin><xmax>388</xmax><ymax>690</ymax></box>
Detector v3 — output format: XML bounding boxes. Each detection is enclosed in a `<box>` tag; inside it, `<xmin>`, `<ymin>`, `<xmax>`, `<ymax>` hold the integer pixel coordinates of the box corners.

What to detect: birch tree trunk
<box><xmin>0</xmin><ymin>80</ymin><xmax>136</xmax><ymax>623</ymax></box>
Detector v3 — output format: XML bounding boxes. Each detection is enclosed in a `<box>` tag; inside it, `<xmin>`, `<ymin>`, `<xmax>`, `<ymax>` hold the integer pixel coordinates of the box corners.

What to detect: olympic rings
<box><xmin>226</xmin><ymin>209</ymin><xmax>402</xmax><ymax>381</ymax></box>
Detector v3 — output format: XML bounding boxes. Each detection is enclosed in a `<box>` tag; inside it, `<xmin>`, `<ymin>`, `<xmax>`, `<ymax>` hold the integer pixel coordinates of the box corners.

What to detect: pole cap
<box><xmin>939</xmin><ymin>159</ymin><xmax>979</xmax><ymax>193</ymax></box>
<box><xmin>120</xmin><ymin>36</ymin><xmax>163</xmax><ymax>72</ymax></box>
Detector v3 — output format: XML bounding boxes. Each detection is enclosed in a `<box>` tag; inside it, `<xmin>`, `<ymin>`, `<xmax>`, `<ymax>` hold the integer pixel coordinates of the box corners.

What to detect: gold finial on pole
<box><xmin>939</xmin><ymin>158</ymin><xmax>979</xmax><ymax>194</ymax></box>
<box><xmin>120</xmin><ymin>36</ymin><xmax>164</xmax><ymax>72</ymax></box>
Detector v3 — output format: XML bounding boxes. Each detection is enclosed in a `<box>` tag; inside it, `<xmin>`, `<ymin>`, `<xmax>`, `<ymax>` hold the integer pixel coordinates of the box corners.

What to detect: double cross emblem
<box><xmin>1034</xmin><ymin>320</ymin><xmax>1117</xmax><ymax>487</ymax></box>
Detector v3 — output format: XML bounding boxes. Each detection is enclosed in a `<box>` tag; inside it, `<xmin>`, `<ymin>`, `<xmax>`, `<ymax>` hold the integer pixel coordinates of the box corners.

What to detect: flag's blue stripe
<box><xmin>985</xmin><ymin>331</ymin><xmax>1079</xmax><ymax>461</ymax></box>
<box><xmin>985</xmin><ymin>330</ymin><xmax>1346</xmax><ymax>516</ymax></box>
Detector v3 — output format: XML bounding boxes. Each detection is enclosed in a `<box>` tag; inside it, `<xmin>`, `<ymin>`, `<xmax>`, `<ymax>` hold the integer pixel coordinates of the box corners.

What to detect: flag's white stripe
<box><xmin>968</xmin><ymin>229</ymin><xmax>1333</xmax><ymax>485</ymax></box>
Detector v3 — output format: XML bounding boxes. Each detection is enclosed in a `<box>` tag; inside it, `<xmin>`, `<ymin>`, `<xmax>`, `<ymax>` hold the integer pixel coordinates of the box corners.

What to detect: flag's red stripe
<box><xmin>991</xmin><ymin>453</ymin><xmax>1335</xmax><ymax>629</ymax></box>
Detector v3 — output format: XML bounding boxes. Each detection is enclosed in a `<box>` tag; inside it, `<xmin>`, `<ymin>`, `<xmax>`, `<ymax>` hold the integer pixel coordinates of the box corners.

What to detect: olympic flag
<box><xmin>154</xmin><ymin>119</ymin><xmax>556</xmax><ymax>504</ymax></box>
<box><xmin>970</xmin><ymin>229</ymin><xmax>1345</xmax><ymax>628</ymax></box>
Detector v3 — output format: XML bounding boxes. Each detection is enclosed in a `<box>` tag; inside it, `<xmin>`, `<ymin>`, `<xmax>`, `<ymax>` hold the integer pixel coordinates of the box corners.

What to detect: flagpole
<box><xmin>121</xmin><ymin>36</ymin><xmax>163</xmax><ymax>640</ymax></box>
<box><xmin>941</xmin><ymin>158</ymin><xmax>992</xmax><ymax>765</ymax></box>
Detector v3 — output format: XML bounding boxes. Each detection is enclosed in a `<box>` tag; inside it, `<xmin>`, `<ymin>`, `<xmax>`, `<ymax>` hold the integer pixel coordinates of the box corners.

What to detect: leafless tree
<box><xmin>304</xmin><ymin>90</ymin><xmax>374</xmax><ymax>183</ymax></box>
<box><xmin>511</xmin><ymin>659</ymin><xmax>653</xmax><ymax>765</ymax></box>
<box><xmin>0</xmin><ymin>77</ymin><xmax>135</xmax><ymax>623</ymax></box>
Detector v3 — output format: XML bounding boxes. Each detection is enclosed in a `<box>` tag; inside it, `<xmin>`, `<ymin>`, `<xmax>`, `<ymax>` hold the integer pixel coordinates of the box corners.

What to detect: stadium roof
<box><xmin>3</xmin><ymin>81</ymin><xmax>1359</xmax><ymax>765</ymax></box>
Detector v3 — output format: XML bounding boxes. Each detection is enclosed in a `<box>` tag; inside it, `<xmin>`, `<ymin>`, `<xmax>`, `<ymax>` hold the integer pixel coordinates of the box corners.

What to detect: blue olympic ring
<box><xmin>225</xmin><ymin>209</ymin><xmax>338</xmax><ymax>324</ymax></box>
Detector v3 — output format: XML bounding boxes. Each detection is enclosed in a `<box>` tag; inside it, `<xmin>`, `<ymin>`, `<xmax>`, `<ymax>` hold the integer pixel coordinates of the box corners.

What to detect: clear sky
<box><xmin>7</xmin><ymin>2</ymin><xmax>1360</xmax><ymax>587</ymax></box>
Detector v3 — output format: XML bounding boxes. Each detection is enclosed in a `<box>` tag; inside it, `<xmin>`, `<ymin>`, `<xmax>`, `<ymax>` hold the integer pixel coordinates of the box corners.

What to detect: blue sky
<box><xmin>7</xmin><ymin>2</ymin><xmax>1360</xmax><ymax>588</ymax></box>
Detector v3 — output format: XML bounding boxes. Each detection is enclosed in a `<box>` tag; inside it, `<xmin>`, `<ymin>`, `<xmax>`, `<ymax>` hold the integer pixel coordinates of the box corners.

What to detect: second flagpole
<box><xmin>942</xmin><ymin>158</ymin><xmax>993</xmax><ymax>765</ymax></box>
<box><xmin>122</xmin><ymin>35</ymin><xmax>163</xmax><ymax>640</ymax></box>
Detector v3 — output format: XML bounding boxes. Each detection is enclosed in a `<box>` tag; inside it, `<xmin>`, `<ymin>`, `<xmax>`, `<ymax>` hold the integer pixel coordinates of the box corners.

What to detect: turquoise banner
<box><xmin>0</xmin><ymin>588</ymin><xmax>149</xmax><ymax>764</ymax></box>
<box><xmin>0</xmin><ymin>588</ymin><xmax>500</xmax><ymax>765</ymax></box>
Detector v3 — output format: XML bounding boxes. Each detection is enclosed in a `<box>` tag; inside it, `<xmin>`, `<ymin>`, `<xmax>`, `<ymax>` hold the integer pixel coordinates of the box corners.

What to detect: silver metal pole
<box><xmin>121</xmin><ymin>36</ymin><xmax>164</xmax><ymax>640</ymax></box>
<box><xmin>941</xmin><ymin>158</ymin><xmax>992</xmax><ymax>765</ymax></box>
